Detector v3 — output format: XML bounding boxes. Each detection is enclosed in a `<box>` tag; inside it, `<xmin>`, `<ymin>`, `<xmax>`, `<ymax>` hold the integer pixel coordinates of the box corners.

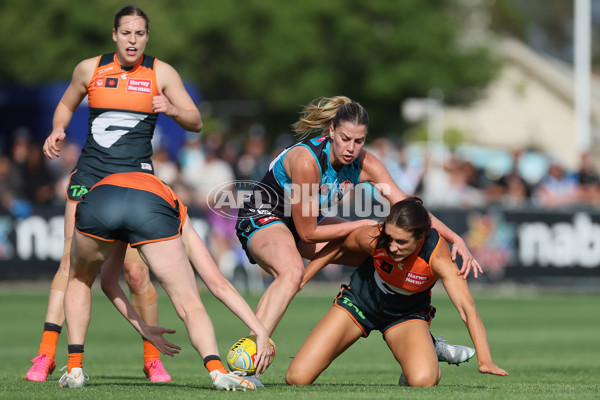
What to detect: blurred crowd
<box><xmin>369</xmin><ymin>137</ymin><xmax>600</xmax><ymax>211</ymax></box>
<box><xmin>3</xmin><ymin>126</ymin><xmax>600</xmax><ymax>217</ymax></box>
<box><xmin>2</xmin><ymin>126</ymin><xmax>600</xmax><ymax>289</ymax></box>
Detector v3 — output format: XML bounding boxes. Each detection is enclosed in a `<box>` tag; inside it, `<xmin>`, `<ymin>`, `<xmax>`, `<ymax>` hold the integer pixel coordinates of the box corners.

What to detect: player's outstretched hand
<box><xmin>142</xmin><ymin>325</ymin><xmax>181</xmax><ymax>357</ymax></box>
<box><xmin>479</xmin><ymin>362</ymin><xmax>508</xmax><ymax>376</ymax></box>
<box><xmin>451</xmin><ymin>237</ymin><xmax>484</xmax><ymax>279</ymax></box>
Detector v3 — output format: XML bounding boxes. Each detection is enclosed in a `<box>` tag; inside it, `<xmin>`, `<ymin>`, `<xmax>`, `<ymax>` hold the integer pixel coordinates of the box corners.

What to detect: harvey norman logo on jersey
<box><xmin>126</xmin><ymin>78</ymin><xmax>152</xmax><ymax>94</ymax></box>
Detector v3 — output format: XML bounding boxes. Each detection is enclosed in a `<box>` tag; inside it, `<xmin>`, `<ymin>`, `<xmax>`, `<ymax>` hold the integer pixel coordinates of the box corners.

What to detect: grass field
<box><xmin>1</xmin><ymin>281</ymin><xmax>599</xmax><ymax>399</ymax></box>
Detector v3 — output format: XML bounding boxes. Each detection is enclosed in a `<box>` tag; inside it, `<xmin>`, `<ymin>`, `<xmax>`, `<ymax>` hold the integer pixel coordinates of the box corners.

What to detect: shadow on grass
<box><xmin>83</xmin><ymin>375</ymin><xmax>209</xmax><ymax>390</ymax></box>
<box><xmin>288</xmin><ymin>383</ymin><xmax>494</xmax><ymax>390</ymax></box>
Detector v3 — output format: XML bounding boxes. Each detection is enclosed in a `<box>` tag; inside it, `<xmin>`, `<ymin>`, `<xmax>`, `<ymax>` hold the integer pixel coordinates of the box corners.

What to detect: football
<box><xmin>226</xmin><ymin>335</ymin><xmax>276</xmax><ymax>375</ymax></box>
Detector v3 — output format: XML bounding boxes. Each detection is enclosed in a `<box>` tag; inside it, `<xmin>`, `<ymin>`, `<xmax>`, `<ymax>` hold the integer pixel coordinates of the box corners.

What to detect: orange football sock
<box><xmin>39</xmin><ymin>330</ymin><xmax>60</xmax><ymax>359</ymax></box>
<box><xmin>204</xmin><ymin>356</ymin><xmax>228</xmax><ymax>374</ymax></box>
<box><xmin>143</xmin><ymin>339</ymin><xmax>161</xmax><ymax>363</ymax></box>
<box><xmin>67</xmin><ymin>348</ymin><xmax>83</xmax><ymax>373</ymax></box>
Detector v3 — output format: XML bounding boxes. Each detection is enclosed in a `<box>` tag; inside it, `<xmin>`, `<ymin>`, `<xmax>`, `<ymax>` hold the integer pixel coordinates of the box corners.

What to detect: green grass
<box><xmin>1</xmin><ymin>282</ymin><xmax>599</xmax><ymax>399</ymax></box>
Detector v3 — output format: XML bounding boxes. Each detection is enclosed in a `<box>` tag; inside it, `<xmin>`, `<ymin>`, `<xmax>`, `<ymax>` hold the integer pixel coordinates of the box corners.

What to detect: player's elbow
<box><xmin>185</xmin><ymin>113</ymin><xmax>203</xmax><ymax>133</ymax></box>
<box><xmin>191</xmin><ymin>119</ymin><xmax>203</xmax><ymax>133</ymax></box>
<box><xmin>100</xmin><ymin>279</ymin><xmax>115</xmax><ymax>298</ymax></box>
<box><xmin>180</xmin><ymin>115</ymin><xmax>203</xmax><ymax>133</ymax></box>
<box><xmin>297</xmin><ymin>231</ymin><xmax>318</xmax><ymax>244</ymax></box>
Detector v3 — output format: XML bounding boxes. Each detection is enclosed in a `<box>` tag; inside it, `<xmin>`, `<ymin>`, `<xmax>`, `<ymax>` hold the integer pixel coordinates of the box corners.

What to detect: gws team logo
<box><xmin>94</xmin><ymin>77</ymin><xmax>119</xmax><ymax>88</ymax></box>
<box><xmin>207</xmin><ymin>180</ymin><xmax>280</xmax><ymax>220</ymax></box>
<box><xmin>91</xmin><ymin>111</ymin><xmax>149</xmax><ymax>148</ymax></box>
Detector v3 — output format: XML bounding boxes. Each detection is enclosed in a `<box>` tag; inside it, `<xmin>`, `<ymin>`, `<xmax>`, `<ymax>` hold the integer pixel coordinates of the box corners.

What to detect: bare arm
<box><xmin>300</xmin><ymin>239</ymin><xmax>344</xmax><ymax>288</ymax></box>
<box><xmin>180</xmin><ymin>219</ymin><xmax>273</xmax><ymax>373</ymax></box>
<box><xmin>360</xmin><ymin>150</ymin><xmax>482</xmax><ymax>279</ymax></box>
<box><xmin>99</xmin><ymin>243</ymin><xmax>181</xmax><ymax>356</ymax></box>
<box><xmin>432</xmin><ymin>237</ymin><xmax>508</xmax><ymax>376</ymax></box>
<box><xmin>285</xmin><ymin>147</ymin><xmax>373</xmax><ymax>244</ymax></box>
<box><xmin>155</xmin><ymin>60</ymin><xmax>202</xmax><ymax>132</ymax></box>
<box><xmin>301</xmin><ymin>225</ymin><xmax>378</xmax><ymax>287</ymax></box>
<box><xmin>43</xmin><ymin>58</ymin><xmax>95</xmax><ymax>159</ymax></box>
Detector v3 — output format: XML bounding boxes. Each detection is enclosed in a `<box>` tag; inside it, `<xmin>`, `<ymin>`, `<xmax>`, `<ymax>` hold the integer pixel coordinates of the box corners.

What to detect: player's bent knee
<box><xmin>405</xmin><ymin>371</ymin><xmax>439</xmax><ymax>387</ymax></box>
<box><xmin>173</xmin><ymin>298</ymin><xmax>206</xmax><ymax>322</ymax></box>
<box><xmin>285</xmin><ymin>370</ymin><xmax>313</xmax><ymax>386</ymax></box>
<box><xmin>123</xmin><ymin>262</ymin><xmax>150</xmax><ymax>291</ymax></box>
<box><xmin>279</xmin><ymin>264</ymin><xmax>304</xmax><ymax>289</ymax></box>
<box><xmin>285</xmin><ymin>359</ymin><xmax>319</xmax><ymax>386</ymax></box>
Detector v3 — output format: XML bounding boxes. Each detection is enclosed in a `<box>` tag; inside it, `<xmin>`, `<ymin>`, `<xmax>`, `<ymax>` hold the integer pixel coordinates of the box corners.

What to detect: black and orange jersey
<box><xmin>370</xmin><ymin>229</ymin><xmax>441</xmax><ymax>295</ymax></box>
<box><xmin>75</xmin><ymin>52</ymin><xmax>159</xmax><ymax>177</ymax></box>
<box><xmin>342</xmin><ymin>229</ymin><xmax>442</xmax><ymax>320</ymax></box>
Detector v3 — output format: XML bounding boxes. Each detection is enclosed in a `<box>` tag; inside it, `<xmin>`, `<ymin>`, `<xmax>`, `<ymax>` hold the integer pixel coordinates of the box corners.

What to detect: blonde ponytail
<box><xmin>292</xmin><ymin>96</ymin><xmax>355</xmax><ymax>140</ymax></box>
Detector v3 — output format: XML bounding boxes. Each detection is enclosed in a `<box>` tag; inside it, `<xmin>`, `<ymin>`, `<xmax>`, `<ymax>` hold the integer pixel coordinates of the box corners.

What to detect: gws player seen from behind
<box><xmin>287</xmin><ymin>198</ymin><xmax>508</xmax><ymax>386</ymax></box>
<box><xmin>28</xmin><ymin>5</ymin><xmax>202</xmax><ymax>383</ymax></box>
<box><xmin>59</xmin><ymin>172</ymin><xmax>273</xmax><ymax>390</ymax></box>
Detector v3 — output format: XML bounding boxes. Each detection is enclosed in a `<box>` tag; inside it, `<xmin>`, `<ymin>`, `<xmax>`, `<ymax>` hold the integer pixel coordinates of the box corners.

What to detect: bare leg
<box><xmin>137</xmin><ymin>239</ymin><xmax>221</xmax><ymax>358</ymax></box>
<box><xmin>286</xmin><ymin>306</ymin><xmax>363</xmax><ymax>385</ymax></box>
<box><xmin>122</xmin><ymin>245</ymin><xmax>169</xmax><ymax>382</ymax></box>
<box><xmin>44</xmin><ymin>201</ymin><xmax>78</xmax><ymax>326</ymax></box>
<box><xmin>123</xmin><ymin>246</ymin><xmax>158</xmax><ymax>326</ymax></box>
<box><xmin>65</xmin><ymin>233</ymin><xmax>122</xmax><ymax>345</ymax></box>
<box><xmin>383</xmin><ymin>321</ymin><xmax>441</xmax><ymax>387</ymax></box>
<box><xmin>247</xmin><ymin>224</ymin><xmax>305</xmax><ymax>336</ymax></box>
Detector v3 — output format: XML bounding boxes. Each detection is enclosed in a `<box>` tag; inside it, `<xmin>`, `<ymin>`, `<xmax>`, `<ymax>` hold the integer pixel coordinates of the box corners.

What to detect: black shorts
<box><xmin>235</xmin><ymin>206</ymin><xmax>299</xmax><ymax>264</ymax></box>
<box><xmin>234</xmin><ymin>206</ymin><xmax>337</xmax><ymax>265</ymax></box>
<box><xmin>75</xmin><ymin>184</ymin><xmax>183</xmax><ymax>247</ymax></box>
<box><xmin>334</xmin><ymin>281</ymin><xmax>436</xmax><ymax>337</ymax></box>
